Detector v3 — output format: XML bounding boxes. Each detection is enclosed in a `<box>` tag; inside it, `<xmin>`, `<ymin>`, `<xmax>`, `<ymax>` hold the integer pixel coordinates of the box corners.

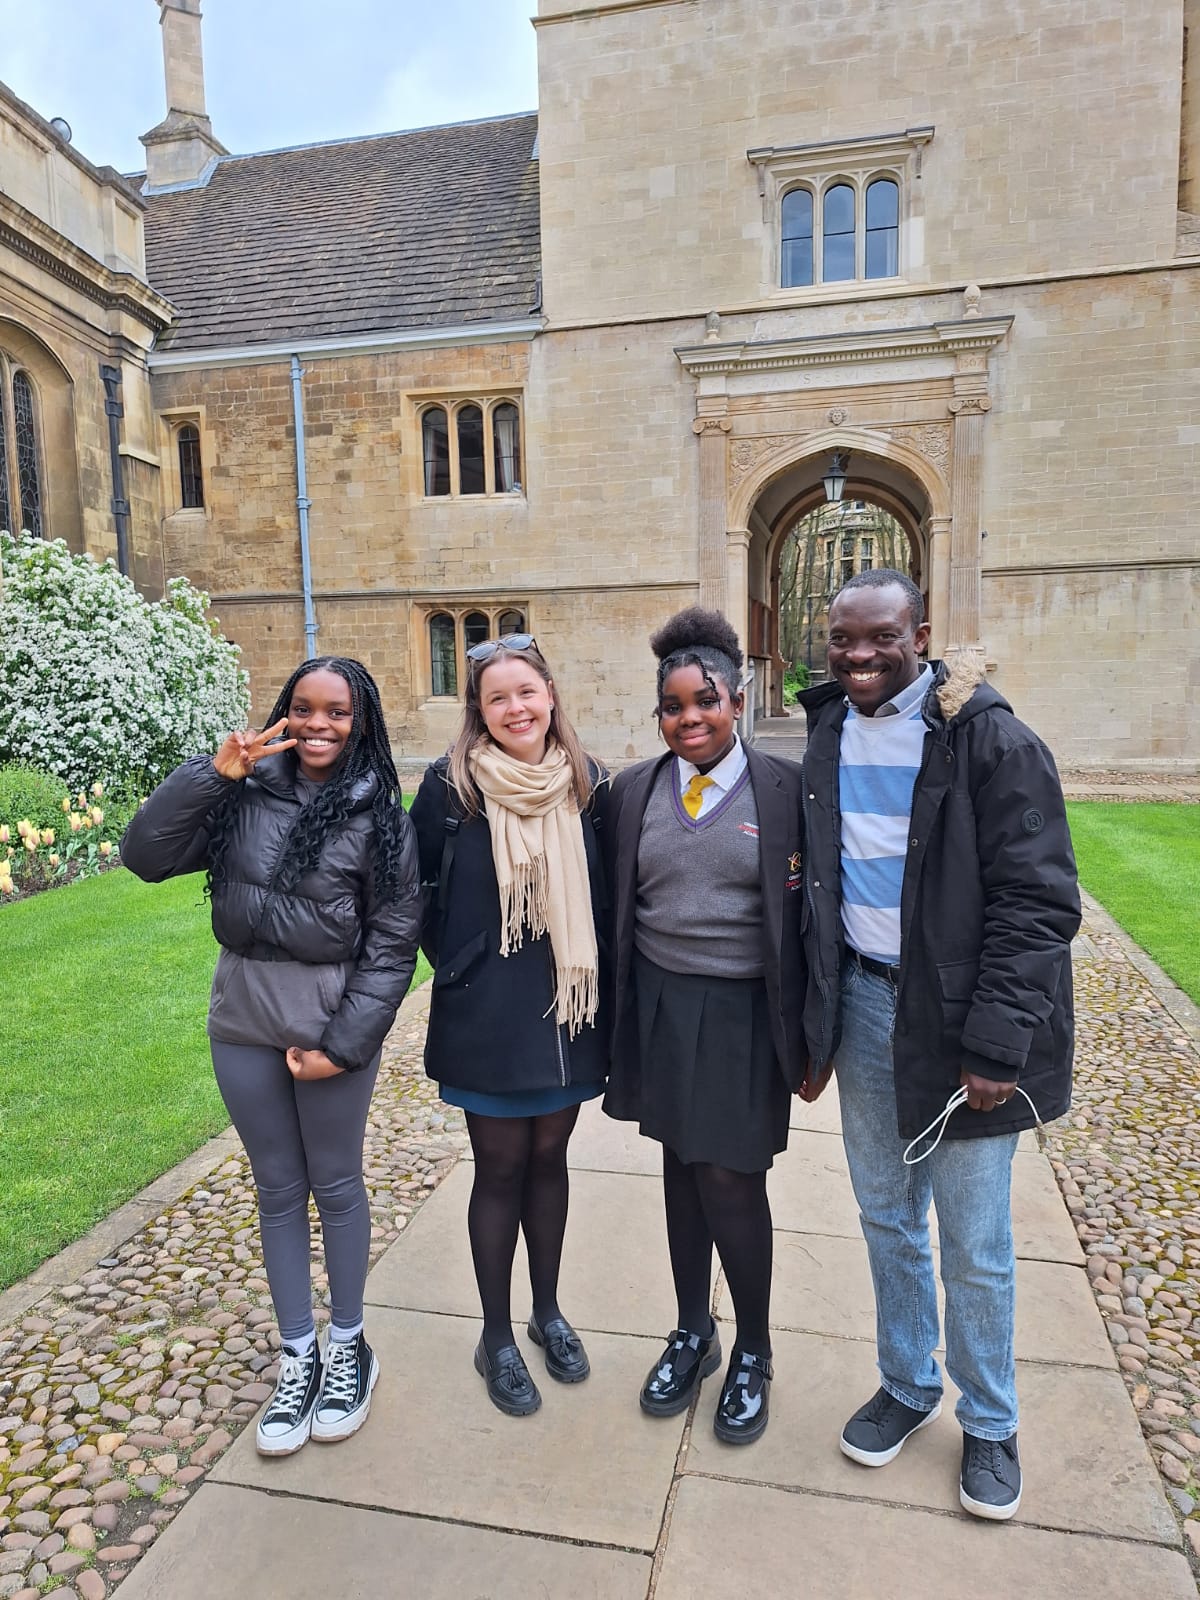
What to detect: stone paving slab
<box><xmin>657</xmin><ymin>1476</ymin><xmax>1198</xmax><ymax>1600</ymax></box>
<box><xmin>721</xmin><ymin>1229</ymin><xmax>1116</xmax><ymax>1369</ymax></box>
<box><xmin>211</xmin><ymin>1307</ymin><xmax>682</xmax><ymax>1551</ymax></box>
<box><xmin>567</xmin><ymin>1098</ymin><xmax>663</xmax><ymax>1175</ymax></box>
<box><xmin>682</xmin><ymin>1326</ymin><xmax>1179</xmax><ymax>1544</ymax></box>
<box><xmin>364</xmin><ymin>1160</ymin><xmax>678</xmax><ymax>1337</ymax></box>
<box><xmin>114</xmin><ymin>1482</ymin><xmax>652</xmax><ymax>1600</ymax></box>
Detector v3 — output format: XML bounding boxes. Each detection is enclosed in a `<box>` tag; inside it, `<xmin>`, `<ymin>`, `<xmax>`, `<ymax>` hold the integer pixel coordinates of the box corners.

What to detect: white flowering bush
<box><xmin>0</xmin><ymin>531</ymin><xmax>249</xmax><ymax>791</ymax></box>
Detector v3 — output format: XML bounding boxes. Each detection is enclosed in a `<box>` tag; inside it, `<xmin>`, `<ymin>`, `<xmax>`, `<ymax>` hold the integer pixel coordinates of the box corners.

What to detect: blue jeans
<box><xmin>833</xmin><ymin>960</ymin><xmax>1019</xmax><ymax>1439</ymax></box>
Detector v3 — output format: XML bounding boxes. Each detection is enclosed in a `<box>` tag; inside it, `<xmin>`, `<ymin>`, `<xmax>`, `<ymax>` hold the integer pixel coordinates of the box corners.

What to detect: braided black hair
<box><xmin>205</xmin><ymin>656</ymin><xmax>409</xmax><ymax>902</ymax></box>
<box><xmin>649</xmin><ymin>606</ymin><xmax>744</xmax><ymax>711</ymax></box>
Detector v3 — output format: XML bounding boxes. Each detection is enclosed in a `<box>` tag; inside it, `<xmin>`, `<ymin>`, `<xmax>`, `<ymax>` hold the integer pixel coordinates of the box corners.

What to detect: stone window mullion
<box><xmin>447</xmin><ymin>404</ymin><xmax>462</xmax><ymax>497</ymax></box>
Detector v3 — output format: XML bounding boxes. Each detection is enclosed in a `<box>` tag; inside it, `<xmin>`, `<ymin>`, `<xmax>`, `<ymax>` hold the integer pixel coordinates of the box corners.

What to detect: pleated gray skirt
<box><xmin>627</xmin><ymin>950</ymin><xmax>790</xmax><ymax>1173</ymax></box>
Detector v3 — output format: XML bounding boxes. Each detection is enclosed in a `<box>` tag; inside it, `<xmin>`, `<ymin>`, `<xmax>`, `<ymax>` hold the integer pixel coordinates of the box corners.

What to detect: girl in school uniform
<box><xmin>604</xmin><ymin>608</ymin><xmax>806</xmax><ymax>1444</ymax></box>
<box><xmin>122</xmin><ymin>656</ymin><xmax>421</xmax><ymax>1456</ymax></box>
<box><xmin>410</xmin><ymin>634</ymin><xmax>608</xmax><ymax>1417</ymax></box>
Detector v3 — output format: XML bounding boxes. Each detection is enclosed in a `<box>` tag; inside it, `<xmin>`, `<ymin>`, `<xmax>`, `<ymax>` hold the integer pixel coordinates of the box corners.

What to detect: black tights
<box><xmin>662</xmin><ymin>1145</ymin><xmax>774</xmax><ymax>1358</ymax></box>
<box><xmin>465</xmin><ymin>1105</ymin><xmax>581</xmax><ymax>1358</ymax></box>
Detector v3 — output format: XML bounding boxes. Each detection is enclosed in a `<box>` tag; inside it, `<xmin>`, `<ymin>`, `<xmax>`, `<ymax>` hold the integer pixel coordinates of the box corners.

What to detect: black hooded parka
<box><xmin>799</xmin><ymin>659</ymin><xmax>1081</xmax><ymax>1142</ymax></box>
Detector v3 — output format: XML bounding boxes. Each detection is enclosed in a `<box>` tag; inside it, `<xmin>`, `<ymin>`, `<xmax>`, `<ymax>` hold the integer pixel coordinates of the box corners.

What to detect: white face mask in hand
<box><xmin>902</xmin><ymin>1085</ymin><xmax>1044</xmax><ymax>1166</ymax></box>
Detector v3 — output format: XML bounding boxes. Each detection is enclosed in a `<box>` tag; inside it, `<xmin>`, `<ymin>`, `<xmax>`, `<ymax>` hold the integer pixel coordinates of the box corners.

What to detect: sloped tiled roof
<box><xmin>142</xmin><ymin>112</ymin><xmax>540</xmax><ymax>352</ymax></box>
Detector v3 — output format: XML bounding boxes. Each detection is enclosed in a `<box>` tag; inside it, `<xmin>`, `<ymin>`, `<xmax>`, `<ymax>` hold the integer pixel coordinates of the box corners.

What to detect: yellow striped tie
<box><xmin>682</xmin><ymin>774</ymin><xmax>714</xmax><ymax>819</ymax></box>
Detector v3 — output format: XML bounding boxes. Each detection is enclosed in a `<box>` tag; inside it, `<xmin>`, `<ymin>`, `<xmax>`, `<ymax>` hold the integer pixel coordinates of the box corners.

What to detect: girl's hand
<box><xmin>213</xmin><ymin>718</ymin><xmax>297</xmax><ymax>780</ymax></box>
<box><xmin>286</xmin><ymin>1046</ymin><xmax>345</xmax><ymax>1081</ymax></box>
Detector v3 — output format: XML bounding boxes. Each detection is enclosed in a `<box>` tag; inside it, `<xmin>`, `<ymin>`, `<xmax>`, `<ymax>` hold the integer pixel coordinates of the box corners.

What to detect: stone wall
<box><xmin>535</xmin><ymin>0</ymin><xmax>1182</xmax><ymax>324</ymax></box>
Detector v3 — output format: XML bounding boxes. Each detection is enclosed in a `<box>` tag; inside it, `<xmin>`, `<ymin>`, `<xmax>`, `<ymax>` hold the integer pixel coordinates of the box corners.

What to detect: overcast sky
<box><xmin>0</xmin><ymin>0</ymin><xmax>539</xmax><ymax>173</ymax></box>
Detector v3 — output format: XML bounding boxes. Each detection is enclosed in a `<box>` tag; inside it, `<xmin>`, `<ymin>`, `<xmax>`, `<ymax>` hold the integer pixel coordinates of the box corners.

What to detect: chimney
<box><xmin>140</xmin><ymin>0</ymin><xmax>226</xmax><ymax>191</ymax></box>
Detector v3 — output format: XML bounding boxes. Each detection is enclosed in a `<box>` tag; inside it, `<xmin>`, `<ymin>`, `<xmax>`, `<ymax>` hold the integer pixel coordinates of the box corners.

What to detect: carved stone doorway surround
<box><xmin>676</xmin><ymin>303</ymin><xmax>1012</xmax><ymax>708</ymax></box>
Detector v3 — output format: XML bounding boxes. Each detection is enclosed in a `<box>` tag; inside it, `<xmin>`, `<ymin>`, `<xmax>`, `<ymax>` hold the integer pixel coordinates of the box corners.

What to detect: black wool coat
<box><xmin>121</xmin><ymin>751</ymin><xmax>422</xmax><ymax>1071</ymax></box>
<box><xmin>410</xmin><ymin>756</ymin><xmax>610</xmax><ymax>1096</ymax></box>
<box><xmin>603</xmin><ymin>744</ymin><xmax>809</xmax><ymax>1116</ymax></box>
<box><xmin>799</xmin><ymin>660</ymin><xmax>1081</xmax><ymax>1140</ymax></box>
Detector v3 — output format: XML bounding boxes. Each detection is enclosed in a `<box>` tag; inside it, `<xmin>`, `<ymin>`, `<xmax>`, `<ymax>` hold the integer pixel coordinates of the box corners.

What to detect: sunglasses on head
<box><xmin>466</xmin><ymin>633</ymin><xmax>537</xmax><ymax>663</ymax></box>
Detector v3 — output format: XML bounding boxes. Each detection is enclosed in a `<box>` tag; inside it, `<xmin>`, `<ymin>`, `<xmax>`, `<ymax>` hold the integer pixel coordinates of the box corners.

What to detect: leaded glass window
<box><xmin>457</xmin><ymin>405</ymin><xmax>485</xmax><ymax>496</ymax></box>
<box><xmin>178</xmin><ymin>423</ymin><xmax>204</xmax><ymax>509</ymax></box>
<box><xmin>12</xmin><ymin>372</ymin><xmax>42</xmax><ymax>536</ymax></box>
<box><xmin>0</xmin><ymin>397</ymin><xmax>11</xmax><ymax>533</ymax></box>
<box><xmin>429</xmin><ymin>612</ymin><xmax>457</xmax><ymax>696</ymax></box>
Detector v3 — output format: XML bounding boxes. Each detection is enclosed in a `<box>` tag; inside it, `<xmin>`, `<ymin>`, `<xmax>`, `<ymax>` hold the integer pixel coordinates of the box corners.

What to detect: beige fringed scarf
<box><xmin>469</xmin><ymin>739</ymin><xmax>599</xmax><ymax>1037</ymax></box>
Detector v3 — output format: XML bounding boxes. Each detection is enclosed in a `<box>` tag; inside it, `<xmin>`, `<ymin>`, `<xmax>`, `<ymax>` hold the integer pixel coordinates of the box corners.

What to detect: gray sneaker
<box><xmin>840</xmin><ymin>1386</ymin><xmax>941</xmax><ymax>1466</ymax></box>
<box><xmin>959</xmin><ymin>1431</ymin><xmax>1021</xmax><ymax>1520</ymax></box>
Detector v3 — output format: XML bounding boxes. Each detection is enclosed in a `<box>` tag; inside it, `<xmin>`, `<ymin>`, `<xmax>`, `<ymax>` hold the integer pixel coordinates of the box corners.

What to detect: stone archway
<box><xmin>677</xmin><ymin>301</ymin><xmax>1012</xmax><ymax>725</ymax></box>
<box><xmin>729</xmin><ymin>428</ymin><xmax>952</xmax><ymax>717</ymax></box>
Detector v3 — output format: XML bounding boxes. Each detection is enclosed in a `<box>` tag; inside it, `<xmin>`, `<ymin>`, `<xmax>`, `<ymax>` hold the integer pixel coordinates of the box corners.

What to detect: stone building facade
<box><xmin>2</xmin><ymin>0</ymin><xmax>1197</xmax><ymax>767</ymax></box>
<box><xmin>0</xmin><ymin>80</ymin><xmax>171</xmax><ymax>594</ymax></box>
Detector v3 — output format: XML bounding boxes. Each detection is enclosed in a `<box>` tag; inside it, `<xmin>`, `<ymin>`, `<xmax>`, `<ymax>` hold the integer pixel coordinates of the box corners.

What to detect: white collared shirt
<box><xmin>675</xmin><ymin>737</ymin><xmax>748</xmax><ymax>821</ymax></box>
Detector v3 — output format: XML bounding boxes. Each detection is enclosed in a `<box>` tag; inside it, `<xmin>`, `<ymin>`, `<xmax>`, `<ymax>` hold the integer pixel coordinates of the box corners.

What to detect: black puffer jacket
<box><xmin>800</xmin><ymin>659</ymin><xmax>1081</xmax><ymax>1140</ymax></box>
<box><xmin>410</xmin><ymin>756</ymin><xmax>610</xmax><ymax>1096</ymax></box>
<box><xmin>122</xmin><ymin>751</ymin><xmax>421</xmax><ymax>1071</ymax></box>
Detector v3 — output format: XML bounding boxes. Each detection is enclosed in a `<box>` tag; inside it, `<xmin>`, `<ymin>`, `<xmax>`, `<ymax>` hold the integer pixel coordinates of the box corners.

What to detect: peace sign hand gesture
<box><xmin>212</xmin><ymin>718</ymin><xmax>297</xmax><ymax>780</ymax></box>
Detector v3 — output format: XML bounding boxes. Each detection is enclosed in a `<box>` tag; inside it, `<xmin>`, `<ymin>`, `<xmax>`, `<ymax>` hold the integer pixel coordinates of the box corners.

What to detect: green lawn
<box><xmin>1</xmin><ymin>869</ymin><xmax>432</xmax><ymax>1290</ymax></box>
<box><xmin>1067</xmin><ymin>802</ymin><xmax>1200</xmax><ymax>1004</ymax></box>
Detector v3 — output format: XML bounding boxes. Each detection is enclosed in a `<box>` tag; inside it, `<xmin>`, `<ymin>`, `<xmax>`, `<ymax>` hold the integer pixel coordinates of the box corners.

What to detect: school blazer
<box><xmin>604</xmin><ymin>745</ymin><xmax>808</xmax><ymax>1096</ymax></box>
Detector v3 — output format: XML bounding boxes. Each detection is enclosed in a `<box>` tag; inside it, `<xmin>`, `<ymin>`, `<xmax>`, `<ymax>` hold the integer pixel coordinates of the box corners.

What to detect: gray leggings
<box><xmin>209</xmin><ymin>1042</ymin><xmax>380</xmax><ymax>1342</ymax></box>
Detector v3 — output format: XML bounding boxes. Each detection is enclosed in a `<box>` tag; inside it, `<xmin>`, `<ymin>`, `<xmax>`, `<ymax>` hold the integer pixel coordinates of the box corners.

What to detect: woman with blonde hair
<box><xmin>410</xmin><ymin>633</ymin><xmax>608</xmax><ymax>1416</ymax></box>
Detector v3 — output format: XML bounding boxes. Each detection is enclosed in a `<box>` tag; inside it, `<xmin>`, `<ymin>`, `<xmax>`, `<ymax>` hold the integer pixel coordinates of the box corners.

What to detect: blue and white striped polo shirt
<box><xmin>839</xmin><ymin>665</ymin><xmax>932</xmax><ymax>964</ymax></box>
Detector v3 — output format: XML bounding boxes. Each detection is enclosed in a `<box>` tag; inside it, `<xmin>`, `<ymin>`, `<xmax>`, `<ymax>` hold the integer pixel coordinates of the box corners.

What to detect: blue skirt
<box><xmin>439</xmin><ymin>1080</ymin><xmax>604</xmax><ymax>1118</ymax></box>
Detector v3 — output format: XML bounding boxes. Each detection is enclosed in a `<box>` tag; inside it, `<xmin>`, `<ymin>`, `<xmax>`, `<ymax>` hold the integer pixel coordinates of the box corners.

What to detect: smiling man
<box><xmin>798</xmin><ymin>569</ymin><xmax>1080</xmax><ymax>1522</ymax></box>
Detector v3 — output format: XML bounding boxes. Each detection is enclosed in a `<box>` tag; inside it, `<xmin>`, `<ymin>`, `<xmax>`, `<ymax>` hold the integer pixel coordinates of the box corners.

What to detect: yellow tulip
<box><xmin>99</xmin><ymin>841</ymin><xmax>113</xmax><ymax>859</ymax></box>
<box><xmin>40</xmin><ymin>829</ymin><xmax>54</xmax><ymax>847</ymax></box>
<box><xmin>92</xmin><ymin>781</ymin><xmax>104</xmax><ymax>798</ymax></box>
<box><xmin>48</xmin><ymin>853</ymin><xmax>60</xmax><ymax>867</ymax></box>
<box><xmin>76</xmin><ymin>792</ymin><xmax>87</xmax><ymax>808</ymax></box>
<box><xmin>61</xmin><ymin>797</ymin><xmax>71</xmax><ymax>813</ymax></box>
<box><xmin>0</xmin><ymin>877</ymin><xmax>13</xmax><ymax>895</ymax></box>
<box><xmin>69</xmin><ymin>815</ymin><xmax>82</xmax><ymax>833</ymax></box>
<box><xmin>90</xmin><ymin>808</ymin><xmax>104</xmax><ymax>825</ymax></box>
<box><xmin>0</xmin><ymin>824</ymin><xmax>8</xmax><ymax>844</ymax></box>
<box><xmin>16</xmin><ymin>819</ymin><xmax>30</xmax><ymax>839</ymax></box>
<box><xmin>23</xmin><ymin>833</ymin><xmax>37</xmax><ymax>851</ymax></box>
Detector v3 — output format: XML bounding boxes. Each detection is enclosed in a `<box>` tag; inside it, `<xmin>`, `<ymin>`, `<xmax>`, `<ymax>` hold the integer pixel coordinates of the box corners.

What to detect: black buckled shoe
<box><xmin>474</xmin><ymin>1340</ymin><xmax>542</xmax><ymax>1417</ymax></box>
<box><xmin>640</xmin><ymin>1324</ymin><xmax>722</xmax><ymax>1418</ymax></box>
<box><xmin>528</xmin><ymin>1315</ymin><xmax>590</xmax><ymax>1383</ymax></box>
<box><xmin>713</xmin><ymin>1348</ymin><xmax>773</xmax><ymax>1445</ymax></box>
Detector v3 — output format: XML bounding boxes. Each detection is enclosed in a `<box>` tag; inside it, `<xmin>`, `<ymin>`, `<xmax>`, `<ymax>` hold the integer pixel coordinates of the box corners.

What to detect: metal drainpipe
<box><xmin>99</xmin><ymin>364</ymin><xmax>131</xmax><ymax>576</ymax></box>
<box><xmin>290</xmin><ymin>355</ymin><xmax>319</xmax><ymax>659</ymax></box>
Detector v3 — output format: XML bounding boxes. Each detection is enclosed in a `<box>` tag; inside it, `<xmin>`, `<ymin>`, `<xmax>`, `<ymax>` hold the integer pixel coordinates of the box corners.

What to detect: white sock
<box><xmin>284</xmin><ymin>1329</ymin><xmax>317</xmax><ymax>1357</ymax></box>
<box><xmin>329</xmin><ymin>1319</ymin><xmax>363</xmax><ymax>1344</ymax></box>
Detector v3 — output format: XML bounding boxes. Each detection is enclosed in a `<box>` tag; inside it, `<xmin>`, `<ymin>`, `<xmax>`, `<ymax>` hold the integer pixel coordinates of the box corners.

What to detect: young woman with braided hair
<box><xmin>411</xmin><ymin>634</ymin><xmax>608</xmax><ymax>1417</ymax></box>
<box><xmin>604</xmin><ymin>608</ymin><xmax>807</xmax><ymax>1445</ymax></box>
<box><xmin>123</xmin><ymin>656</ymin><xmax>421</xmax><ymax>1456</ymax></box>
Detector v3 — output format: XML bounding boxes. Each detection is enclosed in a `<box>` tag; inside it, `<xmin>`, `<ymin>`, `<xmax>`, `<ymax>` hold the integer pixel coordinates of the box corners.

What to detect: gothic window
<box><xmin>0</xmin><ymin>396</ymin><xmax>10</xmax><ymax>533</ymax></box>
<box><xmin>3</xmin><ymin>369</ymin><xmax>44</xmax><ymax>536</ymax></box>
<box><xmin>463</xmin><ymin>610</ymin><xmax>490</xmax><ymax>652</ymax></box>
<box><xmin>423</xmin><ymin>601</ymin><xmax>532</xmax><ymax>698</ymax></box>
<box><xmin>419</xmin><ymin>397</ymin><xmax>524</xmax><ymax>497</ymax></box>
<box><xmin>492</xmin><ymin>402</ymin><xmax>522</xmax><ymax>492</ymax></box>
<box><xmin>456</xmin><ymin>405</ymin><xmax>485</xmax><ymax>496</ymax></box>
<box><xmin>860</xmin><ymin>536</ymin><xmax>875</xmax><ymax>571</ymax></box>
<box><xmin>752</xmin><ymin>128</ymin><xmax>931</xmax><ymax>293</ymax></box>
<box><xmin>865</xmin><ymin>179</ymin><xmax>899</xmax><ymax>279</ymax></box>
<box><xmin>823</xmin><ymin>184</ymin><xmax>856</xmax><ymax>283</ymax></box>
<box><xmin>780</xmin><ymin>188</ymin><xmax>814</xmax><ymax>289</ymax></box>
<box><xmin>422</xmin><ymin>406</ymin><xmax>451</xmax><ymax>496</ymax></box>
<box><xmin>177</xmin><ymin>422</ymin><xmax>204</xmax><ymax>509</ymax></box>
<box><xmin>429</xmin><ymin>612</ymin><xmax>457</xmax><ymax>696</ymax></box>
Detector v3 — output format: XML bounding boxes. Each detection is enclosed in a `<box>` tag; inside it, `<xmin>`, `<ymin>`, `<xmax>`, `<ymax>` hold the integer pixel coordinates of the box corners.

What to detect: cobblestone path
<box><xmin>1047</xmin><ymin>904</ymin><xmax>1200</xmax><ymax>1574</ymax></box>
<box><xmin>0</xmin><ymin>987</ymin><xmax>465</xmax><ymax>1600</ymax></box>
<box><xmin>3</xmin><ymin>896</ymin><xmax>1200</xmax><ymax>1594</ymax></box>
